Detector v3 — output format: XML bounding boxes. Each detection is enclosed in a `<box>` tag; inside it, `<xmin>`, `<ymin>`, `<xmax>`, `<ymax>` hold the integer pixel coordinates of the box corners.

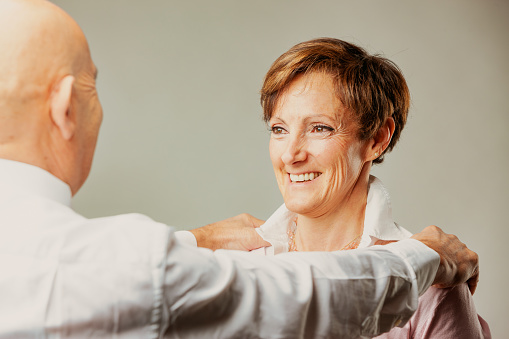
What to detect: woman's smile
<box><xmin>289</xmin><ymin>172</ymin><xmax>322</xmax><ymax>183</ymax></box>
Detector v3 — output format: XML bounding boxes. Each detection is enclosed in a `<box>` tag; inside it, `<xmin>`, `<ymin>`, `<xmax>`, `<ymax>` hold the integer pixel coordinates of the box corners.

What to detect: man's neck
<box><xmin>0</xmin><ymin>139</ymin><xmax>72</xmax><ymax>194</ymax></box>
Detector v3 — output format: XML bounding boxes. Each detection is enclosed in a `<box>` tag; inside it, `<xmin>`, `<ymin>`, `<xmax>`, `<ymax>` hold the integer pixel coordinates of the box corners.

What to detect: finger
<box><xmin>246</xmin><ymin>235</ymin><xmax>271</xmax><ymax>250</ymax></box>
<box><xmin>467</xmin><ymin>279</ymin><xmax>476</xmax><ymax>295</ymax></box>
<box><xmin>243</xmin><ymin>228</ymin><xmax>271</xmax><ymax>250</ymax></box>
<box><xmin>249</xmin><ymin>216</ymin><xmax>265</xmax><ymax>228</ymax></box>
<box><xmin>374</xmin><ymin>239</ymin><xmax>398</xmax><ymax>246</ymax></box>
<box><xmin>467</xmin><ymin>269</ymin><xmax>479</xmax><ymax>295</ymax></box>
<box><xmin>252</xmin><ymin>240</ymin><xmax>272</xmax><ymax>249</ymax></box>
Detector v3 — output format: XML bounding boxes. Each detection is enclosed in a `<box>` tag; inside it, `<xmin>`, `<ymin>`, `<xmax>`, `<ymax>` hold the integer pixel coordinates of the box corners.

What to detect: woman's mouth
<box><xmin>289</xmin><ymin>172</ymin><xmax>322</xmax><ymax>183</ymax></box>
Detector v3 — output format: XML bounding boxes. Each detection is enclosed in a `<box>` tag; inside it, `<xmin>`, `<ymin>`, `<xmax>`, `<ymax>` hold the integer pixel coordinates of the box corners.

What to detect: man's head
<box><xmin>0</xmin><ymin>0</ymin><xmax>102</xmax><ymax>195</ymax></box>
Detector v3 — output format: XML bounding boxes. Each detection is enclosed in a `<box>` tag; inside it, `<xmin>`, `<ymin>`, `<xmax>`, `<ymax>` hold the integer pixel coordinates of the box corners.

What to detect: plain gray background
<box><xmin>52</xmin><ymin>0</ymin><xmax>508</xmax><ymax>337</ymax></box>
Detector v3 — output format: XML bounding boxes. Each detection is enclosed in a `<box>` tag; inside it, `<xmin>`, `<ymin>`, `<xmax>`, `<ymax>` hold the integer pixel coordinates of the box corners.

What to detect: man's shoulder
<box><xmin>63</xmin><ymin>212</ymin><xmax>173</xmax><ymax>264</ymax></box>
<box><xmin>88</xmin><ymin>212</ymin><xmax>168</xmax><ymax>230</ymax></box>
<box><xmin>1</xmin><ymin>193</ymin><xmax>173</xmax><ymax>265</ymax></box>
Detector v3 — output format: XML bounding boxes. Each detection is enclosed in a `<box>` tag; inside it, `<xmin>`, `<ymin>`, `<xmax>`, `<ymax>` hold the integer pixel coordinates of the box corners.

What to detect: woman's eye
<box><xmin>271</xmin><ymin>126</ymin><xmax>286</xmax><ymax>134</ymax></box>
<box><xmin>312</xmin><ymin>125</ymin><xmax>334</xmax><ymax>133</ymax></box>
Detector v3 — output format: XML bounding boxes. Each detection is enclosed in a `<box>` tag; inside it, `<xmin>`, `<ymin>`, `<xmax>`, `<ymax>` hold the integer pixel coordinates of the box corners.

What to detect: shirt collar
<box><xmin>256</xmin><ymin>175</ymin><xmax>411</xmax><ymax>254</ymax></box>
<box><xmin>360</xmin><ymin>176</ymin><xmax>411</xmax><ymax>246</ymax></box>
<box><xmin>0</xmin><ymin>159</ymin><xmax>72</xmax><ymax>207</ymax></box>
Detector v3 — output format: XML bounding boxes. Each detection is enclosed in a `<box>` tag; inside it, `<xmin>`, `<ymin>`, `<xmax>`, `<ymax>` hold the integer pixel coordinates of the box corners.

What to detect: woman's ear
<box><xmin>367</xmin><ymin>117</ymin><xmax>395</xmax><ymax>161</ymax></box>
<box><xmin>50</xmin><ymin>75</ymin><xmax>75</xmax><ymax>140</ymax></box>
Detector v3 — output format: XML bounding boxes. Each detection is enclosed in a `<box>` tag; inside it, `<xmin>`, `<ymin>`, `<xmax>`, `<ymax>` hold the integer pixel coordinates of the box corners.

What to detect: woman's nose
<box><xmin>281</xmin><ymin>136</ymin><xmax>307</xmax><ymax>165</ymax></box>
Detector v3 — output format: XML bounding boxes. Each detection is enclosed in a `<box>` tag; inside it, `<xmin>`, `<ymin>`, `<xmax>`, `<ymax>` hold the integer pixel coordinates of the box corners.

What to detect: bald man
<box><xmin>0</xmin><ymin>0</ymin><xmax>479</xmax><ymax>338</ymax></box>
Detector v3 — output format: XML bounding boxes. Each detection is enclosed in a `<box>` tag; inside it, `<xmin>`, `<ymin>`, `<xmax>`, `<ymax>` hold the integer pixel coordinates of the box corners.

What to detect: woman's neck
<box><xmin>293</xmin><ymin>173</ymin><xmax>370</xmax><ymax>252</ymax></box>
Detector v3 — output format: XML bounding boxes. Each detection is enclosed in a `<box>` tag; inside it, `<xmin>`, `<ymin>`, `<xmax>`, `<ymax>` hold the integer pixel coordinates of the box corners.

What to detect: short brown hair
<box><xmin>260</xmin><ymin>38</ymin><xmax>410</xmax><ymax>164</ymax></box>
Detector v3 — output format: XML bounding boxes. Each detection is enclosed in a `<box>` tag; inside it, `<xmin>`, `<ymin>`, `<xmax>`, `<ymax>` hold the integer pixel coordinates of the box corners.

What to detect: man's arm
<box><xmin>163</xmin><ymin>232</ymin><xmax>439</xmax><ymax>338</ymax></box>
<box><xmin>183</xmin><ymin>219</ymin><xmax>480</xmax><ymax>295</ymax></box>
<box><xmin>179</xmin><ymin>217</ymin><xmax>480</xmax><ymax>294</ymax></box>
<box><xmin>172</xmin><ymin>220</ymin><xmax>478</xmax><ymax>337</ymax></box>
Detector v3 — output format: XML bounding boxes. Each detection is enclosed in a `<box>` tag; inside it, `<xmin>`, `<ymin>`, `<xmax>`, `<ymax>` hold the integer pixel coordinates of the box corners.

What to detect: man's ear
<box><xmin>367</xmin><ymin>117</ymin><xmax>395</xmax><ymax>161</ymax></box>
<box><xmin>50</xmin><ymin>75</ymin><xmax>75</xmax><ymax>140</ymax></box>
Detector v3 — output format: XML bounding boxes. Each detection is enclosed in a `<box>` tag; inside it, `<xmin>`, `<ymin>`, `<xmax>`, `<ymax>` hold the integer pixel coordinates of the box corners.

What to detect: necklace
<box><xmin>287</xmin><ymin>217</ymin><xmax>363</xmax><ymax>252</ymax></box>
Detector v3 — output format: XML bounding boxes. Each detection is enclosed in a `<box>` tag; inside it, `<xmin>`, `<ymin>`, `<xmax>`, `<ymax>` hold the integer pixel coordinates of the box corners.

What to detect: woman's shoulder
<box><xmin>376</xmin><ymin>285</ymin><xmax>491</xmax><ymax>339</ymax></box>
<box><xmin>410</xmin><ymin>284</ymin><xmax>491</xmax><ymax>338</ymax></box>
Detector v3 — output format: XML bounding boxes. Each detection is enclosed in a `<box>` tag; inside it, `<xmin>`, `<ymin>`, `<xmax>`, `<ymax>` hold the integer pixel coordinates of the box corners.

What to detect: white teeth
<box><xmin>289</xmin><ymin>172</ymin><xmax>321</xmax><ymax>182</ymax></box>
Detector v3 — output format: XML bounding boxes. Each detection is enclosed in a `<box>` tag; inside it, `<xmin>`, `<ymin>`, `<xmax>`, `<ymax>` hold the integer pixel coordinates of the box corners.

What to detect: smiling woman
<box><xmin>254</xmin><ymin>38</ymin><xmax>491</xmax><ymax>338</ymax></box>
<box><xmin>268</xmin><ymin>72</ymin><xmax>375</xmax><ymax>243</ymax></box>
<box><xmin>262</xmin><ymin>38</ymin><xmax>404</xmax><ymax>252</ymax></box>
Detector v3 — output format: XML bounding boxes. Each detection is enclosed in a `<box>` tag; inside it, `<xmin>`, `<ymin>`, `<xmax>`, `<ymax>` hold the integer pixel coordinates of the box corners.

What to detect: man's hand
<box><xmin>190</xmin><ymin>213</ymin><xmax>271</xmax><ymax>251</ymax></box>
<box><xmin>411</xmin><ymin>225</ymin><xmax>479</xmax><ymax>294</ymax></box>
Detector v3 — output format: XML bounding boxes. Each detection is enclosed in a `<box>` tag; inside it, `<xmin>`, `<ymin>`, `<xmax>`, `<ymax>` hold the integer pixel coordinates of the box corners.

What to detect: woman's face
<box><xmin>269</xmin><ymin>72</ymin><xmax>371</xmax><ymax>217</ymax></box>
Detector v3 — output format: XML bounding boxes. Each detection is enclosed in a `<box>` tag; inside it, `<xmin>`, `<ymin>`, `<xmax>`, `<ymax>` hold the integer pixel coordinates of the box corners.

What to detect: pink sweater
<box><xmin>375</xmin><ymin>284</ymin><xmax>491</xmax><ymax>338</ymax></box>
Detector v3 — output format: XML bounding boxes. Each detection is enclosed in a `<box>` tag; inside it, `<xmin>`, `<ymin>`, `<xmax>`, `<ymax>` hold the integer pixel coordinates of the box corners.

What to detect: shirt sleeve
<box><xmin>159</xmin><ymin>231</ymin><xmax>440</xmax><ymax>338</ymax></box>
<box><xmin>174</xmin><ymin>230</ymin><xmax>197</xmax><ymax>247</ymax></box>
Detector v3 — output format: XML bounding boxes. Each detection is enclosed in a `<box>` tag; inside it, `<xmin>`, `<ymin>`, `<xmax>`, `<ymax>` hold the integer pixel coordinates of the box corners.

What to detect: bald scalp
<box><xmin>0</xmin><ymin>0</ymin><xmax>89</xmax><ymax>120</ymax></box>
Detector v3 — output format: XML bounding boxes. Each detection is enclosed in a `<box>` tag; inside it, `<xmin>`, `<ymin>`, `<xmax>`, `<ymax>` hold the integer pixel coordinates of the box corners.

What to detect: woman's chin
<box><xmin>284</xmin><ymin>200</ymin><xmax>319</xmax><ymax>216</ymax></box>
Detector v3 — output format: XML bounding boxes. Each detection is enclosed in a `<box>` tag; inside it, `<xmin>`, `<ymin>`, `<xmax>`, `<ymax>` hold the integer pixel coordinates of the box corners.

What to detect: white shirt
<box><xmin>0</xmin><ymin>160</ymin><xmax>439</xmax><ymax>338</ymax></box>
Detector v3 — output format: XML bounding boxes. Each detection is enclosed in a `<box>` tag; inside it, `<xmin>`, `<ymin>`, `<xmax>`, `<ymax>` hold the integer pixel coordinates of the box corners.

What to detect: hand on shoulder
<box><xmin>411</xmin><ymin>225</ymin><xmax>479</xmax><ymax>294</ymax></box>
<box><xmin>191</xmin><ymin>213</ymin><xmax>270</xmax><ymax>251</ymax></box>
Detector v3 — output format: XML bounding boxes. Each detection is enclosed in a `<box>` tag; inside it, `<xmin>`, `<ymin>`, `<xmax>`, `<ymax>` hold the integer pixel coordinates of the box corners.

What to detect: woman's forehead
<box><xmin>272</xmin><ymin>73</ymin><xmax>353</xmax><ymax>123</ymax></box>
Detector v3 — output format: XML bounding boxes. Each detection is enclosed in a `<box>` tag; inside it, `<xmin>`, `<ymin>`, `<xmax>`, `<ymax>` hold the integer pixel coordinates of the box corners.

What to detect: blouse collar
<box><xmin>255</xmin><ymin>175</ymin><xmax>411</xmax><ymax>254</ymax></box>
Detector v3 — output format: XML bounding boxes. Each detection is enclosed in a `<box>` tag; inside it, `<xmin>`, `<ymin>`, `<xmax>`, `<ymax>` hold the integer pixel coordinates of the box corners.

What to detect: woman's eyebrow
<box><xmin>302</xmin><ymin>114</ymin><xmax>340</xmax><ymax>124</ymax></box>
<box><xmin>271</xmin><ymin>114</ymin><xmax>344</xmax><ymax>126</ymax></box>
<box><xmin>270</xmin><ymin>116</ymin><xmax>286</xmax><ymax>124</ymax></box>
